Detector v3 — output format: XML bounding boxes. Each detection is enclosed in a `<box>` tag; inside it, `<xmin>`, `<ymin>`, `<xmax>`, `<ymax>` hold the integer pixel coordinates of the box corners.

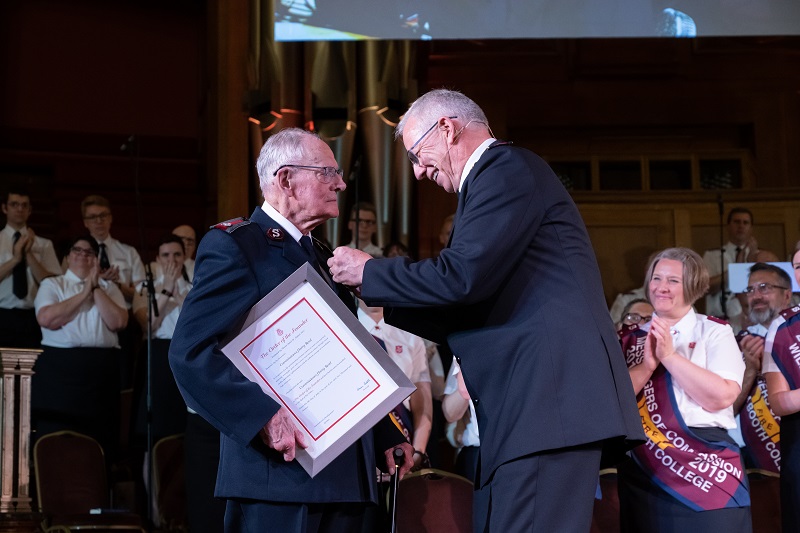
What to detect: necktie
<box><xmin>98</xmin><ymin>243</ymin><xmax>111</xmax><ymax>270</ymax></box>
<box><xmin>300</xmin><ymin>235</ymin><xmax>320</xmax><ymax>270</ymax></box>
<box><xmin>12</xmin><ymin>231</ymin><xmax>28</xmax><ymax>299</ymax></box>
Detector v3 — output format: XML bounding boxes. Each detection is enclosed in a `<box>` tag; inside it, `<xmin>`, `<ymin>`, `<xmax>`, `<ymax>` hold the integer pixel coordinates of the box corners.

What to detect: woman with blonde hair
<box><xmin>619</xmin><ymin>247</ymin><xmax>751</xmax><ymax>532</ymax></box>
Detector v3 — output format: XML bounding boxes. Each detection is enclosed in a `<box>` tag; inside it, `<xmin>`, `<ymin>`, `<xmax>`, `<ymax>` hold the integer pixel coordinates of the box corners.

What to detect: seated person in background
<box><xmin>729</xmin><ymin>262</ymin><xmax>791</xmax><ymax>473</ymax></box>
<box><xmin>172</xmin><ymin>224</ymin><xmax>197</xmax><ymax>281</ymax></box>
<box><xmin>442</xmin><ymin>358</ymin><xmax>480</xmax><ymax>482</ymax></box>
<box><xmin>81</xmin><ymin>194</ymin><xmax>145</xmax><ymax>388</ymax></box>
<box><xmin>151</xmin><ymin>224</ymin><xmax>197</xmax><ymax>283</ymax></box>
<box><xmin>358</xmin><ymin>299</ymin><xmax>432</xmax><ymax>468</ymax></box>
<box><xmin>609</xmin><ymin>251</ymin><xmax>657</xmax><ymax>325</ymax></box>
<box><xmin>616</xmin><ymin>298</ymin><xmax>654</xmax><ymax>330</ymax></box>
<box><xmin>728</xmin><ymin>249</ymin><xmax>780</xmax><ymax>332</ymax></box>
<box><xmin>32</xmin><ymin>235</ymin><xmax>128</xmax><ymax>462</ymax></box>
<box><xmin>132</xmin><ymin>234</ymin><xmax>191</xmax><ymax>443</ymax></box>
<box><xmin>702</xmin><ymin>207</ymin><xmax>773</xmax><ymax>320</ymax></box>
<box><xmin>762</xmin><ymin>243</ymin><xmax>800</xmax><ymax>531</ymax></box>
<box><xmin>347</xmin><ymin>202</ymin><xmax>383</xmax><ymax>257</ymax></box>
<box><xmin>81</xmin><ymin>195</ymin><xmax>145</xmax><ymax>305</ymax></box>
<box><xmin>0</xmin><ymin>187</ymin><xmax>61</xmax><ymax>348</ymax></box>
<box><xmin>382</xmin><ymin>240</ymin><xmax>409</xmax><ymax>259</ymax></box>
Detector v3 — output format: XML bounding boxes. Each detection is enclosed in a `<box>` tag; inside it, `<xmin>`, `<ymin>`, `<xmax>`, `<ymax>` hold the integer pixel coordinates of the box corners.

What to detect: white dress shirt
<box><xmin>34</xmin><ymin>270</ymin><xmax>126</xmax><ymax>348</ymax></box>
<box><xmin>0</xmin><ymin>224</ymin><xmax>61</xmax><ymax>309</ymax></box>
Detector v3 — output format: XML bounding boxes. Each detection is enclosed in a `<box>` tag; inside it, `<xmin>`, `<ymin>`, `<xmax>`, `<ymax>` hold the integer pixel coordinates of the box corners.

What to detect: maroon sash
<box><xmin>619</xmin><ymin>327</ymin><xmax>750</xmax><ymax>510</ymax></box>
<box><xmin>740</xmin><ymin>376</ymin><xmax>781</xmax><ymax>473</ymax></box>
<box><xmin>765</xmin><ymin>305</ymin><xmax>800</xmax><ymax>390</ymax></box>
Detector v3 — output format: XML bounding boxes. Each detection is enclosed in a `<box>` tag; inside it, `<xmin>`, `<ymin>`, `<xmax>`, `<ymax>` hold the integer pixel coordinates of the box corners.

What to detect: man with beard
<box><xmin>731</xmin><ymin>262</ymin><xmax>793</xmax><ymax>470</ymax></box>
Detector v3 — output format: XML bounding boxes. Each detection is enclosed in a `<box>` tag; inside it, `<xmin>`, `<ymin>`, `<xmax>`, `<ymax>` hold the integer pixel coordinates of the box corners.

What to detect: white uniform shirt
<box><xmin>347</xmin><ymin>241</ymin><xmax>383</xmax><ymax>258</ymax></box>
<box><xmin>703</xmin><ymin>242</ymin><xmax>752</xmax><ymax>319</ymax></box>
<box><xmin>132</xmin><ymin>276</ymin><xmax>191</xmax><ymax>339</ymax></box>
<box><xmin>651</xmin><ymin>309</ymin><xmax>745</xmax><ymax>429</ymax></box>
<box><xmin>444</xmin><ymin>359</ymin><xmax>480</xmax><ymax>448</ymax></box>
<box><xmin>34</xmin><ymin>270</ymin><xmax>126</xmax><ymax>348</ymax></box>
<box><xmin>96</xmin><ymin>235</ymin><xmax>145</xmax><ymax>308</ymax></box>
<box><xmin>357</xmin><ymin>309</ymin><xmax>430</xmax><ymax>411</ymax></box>
<box><xmin>0</xmin><ymin>225</ymin><xmax>61</xmax><ymax>309</ymax></box>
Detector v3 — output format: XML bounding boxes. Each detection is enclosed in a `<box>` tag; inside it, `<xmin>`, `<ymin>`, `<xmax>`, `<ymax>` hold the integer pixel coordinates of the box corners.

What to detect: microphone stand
<box><xmin>125</xmin><ymin>134</ymin><xmax>158</xmax><ymax>527</ymax></box>
<box><xmin>717</xmin><ymin>195</ymin><xmax>727</xmax><ymax>318</ymax></box>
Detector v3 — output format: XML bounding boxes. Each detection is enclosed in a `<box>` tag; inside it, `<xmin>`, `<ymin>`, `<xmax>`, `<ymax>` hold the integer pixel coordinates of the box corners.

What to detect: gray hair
<box><xmin>255</xmin><ymin>128</ymin><xmax>321</xmax><ymax>191</ymax></box>
<box><xmin>395</xmin><ymin>89</ymin><xmax>488</xmax><ymax>140</ymax></box>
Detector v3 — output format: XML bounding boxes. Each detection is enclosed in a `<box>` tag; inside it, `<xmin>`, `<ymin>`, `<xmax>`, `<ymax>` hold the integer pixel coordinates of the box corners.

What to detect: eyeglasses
<box><xmin>6</xmin><ymin>201</ymin><xmax>30</xmax><ymax>210</ymax></box>
<box><xmin>351</xmin><ymin>219</ymin><xmax>376</xmax><ymax>226</ymax></box>
<box><xmin>83</xmin><ymin>212</ymin><xmax>111</xmax><ymax>222</ymax></box>
<box><xmin>272</xmin><ymin>165</ymin><xmax>344</xmax><ymax>183</ymax></box>
<box><xmin>406</xmin><ymin>116</ymin><xmax>458</xmax><ymax>166</ymax></box>
<box><xmin>744</xmin><ymin>282</ymin><xmax>790</xmax><ymax>295</ymax></box>
<box><xmin>623</xmin><ymin>313</ymin><xmax>652</xmax><ymax>325</ymax></box>
<box><xmin>70</xmin><ymin>246</ymin><xmax>97</xmax><ymax>257</ymax></box>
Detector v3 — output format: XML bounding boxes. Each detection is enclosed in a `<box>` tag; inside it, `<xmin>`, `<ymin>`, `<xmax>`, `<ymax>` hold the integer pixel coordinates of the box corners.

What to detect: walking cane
<box><xmin>388</xmin><ymin>447</ymin><xmax>405</xmax><ymax>533</ymax></box>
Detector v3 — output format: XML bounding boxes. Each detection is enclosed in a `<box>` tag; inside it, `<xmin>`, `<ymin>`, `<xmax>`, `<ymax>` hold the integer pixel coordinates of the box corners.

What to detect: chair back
<box><xmin>34</xmin><ymin>431</ymin><xmax>109</xmax><ymax>515</ymax></box>
<box><xmin>152</xmin><ymin>434</ymin><xmax>187</xmax><ymax>531</ymax></box>
<box><xmin>395</xmin><ymin>468</ymin><xmax>473</xmax><ymax>533</ymax></box>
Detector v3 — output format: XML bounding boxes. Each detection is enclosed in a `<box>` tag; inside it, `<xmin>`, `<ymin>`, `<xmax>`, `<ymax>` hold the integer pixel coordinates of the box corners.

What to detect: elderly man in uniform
<box><xmin>169</xmin><ymin>128</ymin><xmax>411</xmax><ymax>533</ymax></box>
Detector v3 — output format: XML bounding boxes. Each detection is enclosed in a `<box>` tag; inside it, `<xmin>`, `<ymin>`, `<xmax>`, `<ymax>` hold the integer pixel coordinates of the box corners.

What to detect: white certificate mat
<box><xmin>219</xmin><ymin>264</ymin><xmax>415</xmax><ymax>477</ymax></box>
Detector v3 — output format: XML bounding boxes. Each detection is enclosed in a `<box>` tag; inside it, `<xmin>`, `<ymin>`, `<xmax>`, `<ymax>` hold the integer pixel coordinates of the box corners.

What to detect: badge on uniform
<box><xmin>266</xmin><ymin>228</ymin><xmax>284</xmax><ymax>241</ymax></box>
<box><xmin>395</xmin><ymin>346</ymin><xmax>403</xmax><ymax>354</ymax></box>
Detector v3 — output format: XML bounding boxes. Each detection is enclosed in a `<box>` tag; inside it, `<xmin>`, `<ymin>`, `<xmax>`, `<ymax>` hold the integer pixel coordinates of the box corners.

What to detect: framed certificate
<box><xmin>219</xmin><ymin>263</ymin><xmax>415</xmax><ymax>477</ymax></box>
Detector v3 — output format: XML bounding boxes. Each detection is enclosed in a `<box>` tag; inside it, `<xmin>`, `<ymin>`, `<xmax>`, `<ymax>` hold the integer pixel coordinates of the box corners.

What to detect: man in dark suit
<box><xmin>169</xmin><ymin>128</ymin><xmax>412</xmax><ymax>532</ymax></box>
<box><xmin>329</xmin><ymin>89</ymin><xmax>644</xmax><ymax>532</ymax></box>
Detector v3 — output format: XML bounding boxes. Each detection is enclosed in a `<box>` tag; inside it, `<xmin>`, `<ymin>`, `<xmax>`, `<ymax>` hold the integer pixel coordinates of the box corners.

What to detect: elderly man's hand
<box><xmin>260</xmin><ymin>406</ymin><xmax>308</xmax><ymax>462</ymax></box>
<box><xmin>384</xmin><ymin>442</ymin><xmax>415</xmax><ymax>479</ymax></box>
<box><xmin>328</xmin><ymin>247</ymin><xmax>372</xmax><ymax>288</ymax></box>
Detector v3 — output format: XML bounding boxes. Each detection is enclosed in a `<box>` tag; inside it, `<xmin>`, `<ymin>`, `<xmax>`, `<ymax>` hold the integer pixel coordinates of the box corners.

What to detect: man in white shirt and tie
<box><xmin>0</xmin><ymin>188</ymin><xmax>61</xmax><ymax>347</ymax></box>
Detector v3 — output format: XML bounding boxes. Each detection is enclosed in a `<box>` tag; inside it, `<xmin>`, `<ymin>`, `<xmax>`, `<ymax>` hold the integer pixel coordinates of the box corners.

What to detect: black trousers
<box><xmin>224</xmin><ymin>499</ymin><xmax>367</xmax><ymax>533</ymax></box>
<box><xmin>184</xmin><ymin>413</ymin><xmax>226</xmax><ymax>533</ymax></box>
<box><xmin>473</xmin><ymin>441</ymin><xmax>603</xmax><ymax>533</ymax></box>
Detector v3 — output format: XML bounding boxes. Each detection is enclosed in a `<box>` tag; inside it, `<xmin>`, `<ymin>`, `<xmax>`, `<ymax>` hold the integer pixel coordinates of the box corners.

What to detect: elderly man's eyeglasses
<box><xmin>623</xmin><ymin>313</ymin><xmax>652</xmax><ymax>325</ymax></box>
<box><xmin>406</xmin><ymin>116</ymin><xmax>458</xmax><ymax>167</ymax></box>
<box><xmin>744</xmin><ymin>282</ymin><xmax>790</xmax><ymax>295</ymax></box>
<box><xmin>272</xmin><ymin>165</ymin><xmax>344</xmax><ymax>184</ymax></box>
<box><xmin>70</xmin><ymin>246</ymin><xmax>97</xmax><ymax>257</ymax></box>
<box><xmin>83</xmin><ymin>212</ymin><xmax>111</xmax><ymax>222</ymax></box>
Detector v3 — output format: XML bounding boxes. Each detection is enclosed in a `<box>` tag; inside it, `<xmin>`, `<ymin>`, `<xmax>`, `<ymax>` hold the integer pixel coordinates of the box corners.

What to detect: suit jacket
<box><xmin>169</xmin><ymin>207</ymin><xmax>402</xmax><ymax>503</ymax></box>
<box><xmin>362</xmin><ymin>142</ymin><xmax>644</xmax><ymax>488</ymax></box>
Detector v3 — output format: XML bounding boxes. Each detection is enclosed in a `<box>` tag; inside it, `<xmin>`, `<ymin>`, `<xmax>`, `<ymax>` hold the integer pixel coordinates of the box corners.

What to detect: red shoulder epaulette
<box><xmin>707</xmin><ymin>315</ymin><xmax>729</xmax><ymax>326</ymax></box>
<box><xmin>780</xmin><ymin>305</ymin><xmax>800</xmax><ymax>320</ymax></box>
<box><xmin>210</xmin><ymin>217</ymin><xmax>250</xmax><ymax>232</ymax></box>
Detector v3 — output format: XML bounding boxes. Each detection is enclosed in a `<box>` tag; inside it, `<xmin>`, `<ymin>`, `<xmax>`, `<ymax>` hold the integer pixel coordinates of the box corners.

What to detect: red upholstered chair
<box><xmin>393</xmin><ymin>468</ymin><xmax>473</xmax><ymax>533</ymax></box>
<box><xmin>33</xmin><ymin>430</ymin><xmax>145</xmax><ymax>532</ymax></box>
<box><xmin>152</xmin><ymin>434</ymin><xmax>187</xmax><ymax>532</ymax></box>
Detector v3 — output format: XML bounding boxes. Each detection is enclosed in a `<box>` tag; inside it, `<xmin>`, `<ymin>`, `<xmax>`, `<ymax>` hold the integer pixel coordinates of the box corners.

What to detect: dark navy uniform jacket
<box><xmin>361</xmin><ymin>142</ymin><xmax>645</xmax><ymax>488</ymax></box>
<box><xmin>169</xmin><ymin>206</ymin><xmax>402</xmax><ymax>503</ymax></box>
